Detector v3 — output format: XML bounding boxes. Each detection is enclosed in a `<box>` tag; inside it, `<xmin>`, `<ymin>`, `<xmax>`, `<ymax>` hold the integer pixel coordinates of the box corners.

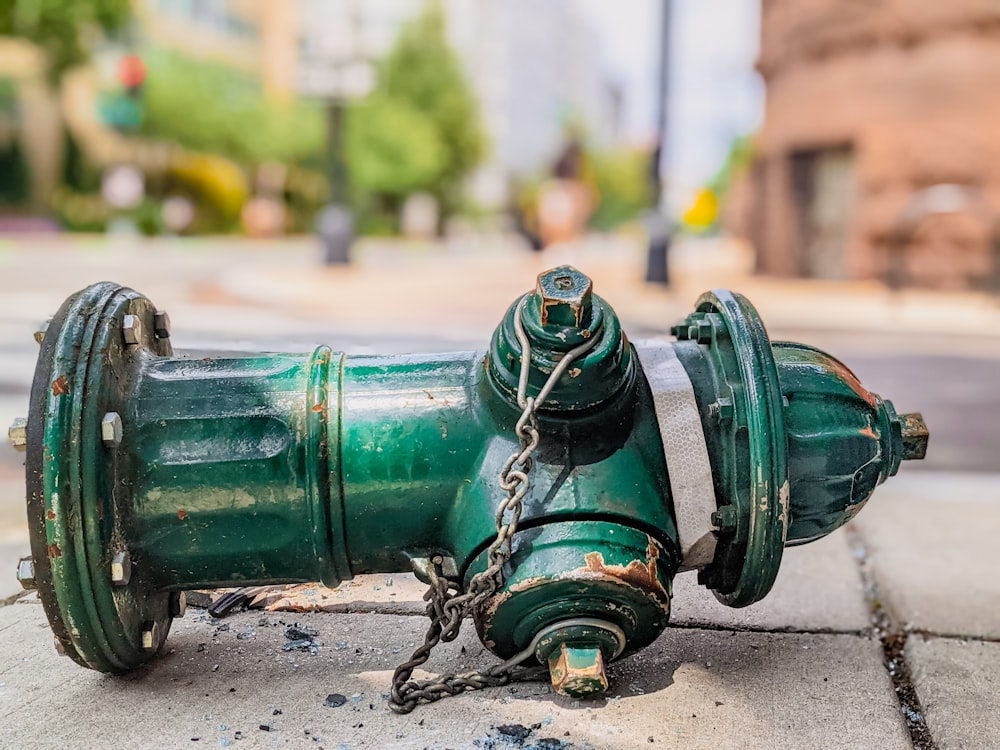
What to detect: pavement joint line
<box><xmin>664</xmin><ymin>620</ymin><xmax>872</xmax><ymax>637</ymax></box>
<box><xmin>847</xmin><ymin>525</ymin><xmax>936</xmax><ymax>750</ymax></box>
<box><xmin>906</xmin><ymin>629</ymin><xmax>1000</xmax><ymax>645</ymax></box>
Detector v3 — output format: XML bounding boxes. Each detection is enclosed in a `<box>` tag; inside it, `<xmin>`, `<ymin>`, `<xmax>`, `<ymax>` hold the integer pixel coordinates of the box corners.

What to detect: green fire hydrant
<box><xmin>9</xmin><ymin>267</ymin><xmax>927</xmax><ymax>712</ymax></box>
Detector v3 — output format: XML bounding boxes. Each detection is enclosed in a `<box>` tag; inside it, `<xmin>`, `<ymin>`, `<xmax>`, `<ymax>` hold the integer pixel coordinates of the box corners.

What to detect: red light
<box><xmin>117</xmin><ymin>55</ymin><xmax>146</xmax><ymax>89</ymax></box>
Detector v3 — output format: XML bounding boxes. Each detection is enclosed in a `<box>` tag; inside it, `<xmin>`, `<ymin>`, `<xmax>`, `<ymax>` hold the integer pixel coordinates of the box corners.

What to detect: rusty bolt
<box><xmin>101</xmin><ymin>412</ymin><xmax>123</xmax><ymax>447</ymax></box>
<box><xmin>546</xmin><ymin>642</ymin><xmax>609</xmax><ymax>698</ymax></box>
<box><xmin>535</xmin><ymin>266</ymin><xmax>594</xmax><ymax>328</ymax></box>
<box><xmin>34</xmin><ymin>319</ymin><xmax>49</xmax><ymax>344</ymax></box>
<box><xmin>140</xmin><ymin>621</ymin><xmax>161</xmax><ymax>652</ymax></box>
<box><xmin>16</xmin><ymin>556</ymin><xmax>35</xmax><ymax>589</ymax></box>
<box><xmin>122</xmin><ymin>314</ymin><xmax>143</xmax><ymax>346</ymax></box>
<box><xmin>169</xmin><ymin>591</ymin><xmax>187</xmax><ymax>619</ymax></box>
<box><xmin>111</xmin><ymin>550</ymin><xmax>131</xmax><ymax>586</ymax></box>
<box><xmin>153</xmin><ymin>310</ymin><xmax>171</xmax><ymax>339</ymax></box>
<box><xmin>899</xmin><ymin>412</ymin><xmax>929</xmax><ymax>461</ymax></box>
<box><xmin>8</xmin><ymin>417</ymin><xmax>27</xmax><ymax>452</ymax></box>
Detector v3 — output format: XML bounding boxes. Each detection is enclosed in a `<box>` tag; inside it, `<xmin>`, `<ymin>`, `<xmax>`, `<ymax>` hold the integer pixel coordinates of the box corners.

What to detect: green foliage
<box><xmin>709</xmin><ymin>134</ymin><xmax>754</xmax><ymax>199</ymax></box>
<box><xmin>368</xmin><ymin>0</ymin><xmax>486</xmax><ymax>216</ymax></box>
<box><xmin>140</xmin><ymin>50</ymin><xmax>325</xmax><ymax>164</ymax></box>
<box><xmin>588</xmin><ymin>148</ymin><xmax>653</xmax><ymax>230</ymax></box>
<box><xmin>346</xmin><ymin>96</ymin><xmax>444</xmax><ymax>197</ymax></box>
<box><xmin>0</xmin><ymin>0</ymin><xmax>131</xmax><ymax>80</ymax></box>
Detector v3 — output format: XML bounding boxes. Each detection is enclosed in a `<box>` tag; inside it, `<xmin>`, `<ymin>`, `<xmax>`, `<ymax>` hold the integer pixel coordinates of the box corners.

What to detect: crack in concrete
<box><xmin>846</xmin><ymin>525</ymin><xmax>936</xmax><ymax>750</ymax></box>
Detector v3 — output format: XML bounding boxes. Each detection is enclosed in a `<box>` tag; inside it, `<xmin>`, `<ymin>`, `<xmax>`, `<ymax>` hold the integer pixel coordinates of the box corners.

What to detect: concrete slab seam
<box><xmin>847</xmin><ymin>525</ymin><xmax>936</xmax><ymax>750</ymax></box>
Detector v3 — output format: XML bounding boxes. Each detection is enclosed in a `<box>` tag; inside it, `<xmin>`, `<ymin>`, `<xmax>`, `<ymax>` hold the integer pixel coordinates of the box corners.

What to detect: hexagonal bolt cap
<box><xmin>169</xmin><ymin>591</ymin><xmax>187</xmax><ymax>619</ymax></box>
<box><xmin>899</xmin><ymin>412</ymin><xmax>929</xmax><ymax>460</ymax></box>
<box><xmin>101</xmin><ymin>412</ymin><xmax>123</xmax><ymax>447</ymax></box>
<box><xmin>140</xmin><ymin>621</ymin><xmax>161</xmax><ymax>653</ymax></box>
<box><xmin>8</xmin><ymin>417</ymin><xmax>27</xmax><ymax>452</ymax></box>
<box><xmin>111</xmin><ymin>550</ymin><xmax>132</xmax><ymax>586</ymax></box>
<box><xmin>16</xmin><ymin>556</ymin><xmax>35</xmax><ymax>589</ymax></box>
<box><xmin>546</xmin><ymin>643</ymin><xmax>609</xmax><ymax>698</ymax></box>
<box><xmin>535</xmin><ymin>266</ymin><xmax>594</xmax><ymax>328</ymax></box>
<box><xmin>122</xmin><ymin>314</ymin><xmax>143</xmax><ymax>346</ymax></box>
<box><xmin>153</xmin><ymin>310</ymin><xmax>171</xmax><ymax>339</ymax></box>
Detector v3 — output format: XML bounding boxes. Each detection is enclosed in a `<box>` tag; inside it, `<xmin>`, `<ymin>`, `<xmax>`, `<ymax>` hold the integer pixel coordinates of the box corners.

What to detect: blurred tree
<box><xmin>141</xmin><ymin>51</ymin><xmax>325</xmax><ymax>165</ymax></box>
<box><xmin>588</xmin><ymin>148</ymin><xmax>653</xmax><ymax>231</ymax></box>
<box><xmin>0</xmin><ymin>0</ymin><xmax>131</xmax><ymax>81</ymax></box>
<box><xmin>367</xmin><ymin>0</ymin><xmax>486</xmax><ymax>222</ymax></box>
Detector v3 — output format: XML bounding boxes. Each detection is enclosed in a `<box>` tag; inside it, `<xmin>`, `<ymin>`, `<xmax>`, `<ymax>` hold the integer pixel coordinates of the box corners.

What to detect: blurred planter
<box><xmin>166</xmin><ymin>152</ymin><xmax>248</xmax><ymax>233</ymax></box>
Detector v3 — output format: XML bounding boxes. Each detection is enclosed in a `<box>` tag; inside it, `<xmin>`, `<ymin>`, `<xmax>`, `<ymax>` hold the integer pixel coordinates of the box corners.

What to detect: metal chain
<box><xmin>389</xmin><ymin>295</ymin><xmax>600</xmax><ymax>714</ymax></box>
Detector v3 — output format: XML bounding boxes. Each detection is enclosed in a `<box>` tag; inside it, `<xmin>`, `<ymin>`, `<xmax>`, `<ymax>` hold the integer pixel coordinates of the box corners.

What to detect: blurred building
<box><xmin>137</xmin><ymin>0</ymin><xmax>298</xmax><ymax>101</ymax></box>
<box><xmin>748</xmin><ymin>0</ymin><xmax>1000</xmax><ymax>290</ymax></box>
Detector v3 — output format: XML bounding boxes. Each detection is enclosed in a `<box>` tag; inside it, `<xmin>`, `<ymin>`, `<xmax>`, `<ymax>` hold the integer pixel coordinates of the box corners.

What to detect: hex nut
<box><xmin>111</xmin><ymin>550</ymin><xmax>132</xmax><ymax>586</ymax></box>
<box><xmin>101</xmin><ymin>412</ymin><xmax>123</xmax><ymax>447</ymax></box>
<box><xmin>140</xmin><ymin>621</ymin><xmax>161</xmax><ymax>652</ymax></box>
<box><xmin>547</xmin><ymin>643</ymin><xmax>609</xmax><ymax>698</ymax></box>
<box><xmin>711</xmin><ymin>504</ymin><xmax>738</xmax><ymax>532</ymax></box>
<box><xmin>122</xmin><ymin>314</ymin><xmax>143</xmax><ymax>346</ymax></box>
<box><xmin>153</xmin><ymin>310</ymin><xmax>171</xmax><ymax>339</ymax></box>
<box><xmin>169</xmin><ymin>591</ymin><xmax>187</xmax><ymax>619</ymax></box>
<box><xmin>53</xmin><ymin>636</ymin><xmax>67</xmax><ymax>656</ymax></box>
<box><xmin>16</xmin><ymin>556</ymin><xmax>35</xmax><ymax>589</ymax></box>
<box><xmin>535</xmin><ymin>266</ymin><xmax>594</xmax><ymax>328</ymax></box>
<box><xmin>8</xmin><ymin>417</ymin><xmax>27</xmax><ymax>452</ymax></box>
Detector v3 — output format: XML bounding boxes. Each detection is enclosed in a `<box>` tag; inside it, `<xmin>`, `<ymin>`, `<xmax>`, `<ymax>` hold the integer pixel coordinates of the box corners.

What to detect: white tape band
<box><xmin>634</xmin><ymin>340</ymin><xmax>718</xmax><ymax>571</ymax></box>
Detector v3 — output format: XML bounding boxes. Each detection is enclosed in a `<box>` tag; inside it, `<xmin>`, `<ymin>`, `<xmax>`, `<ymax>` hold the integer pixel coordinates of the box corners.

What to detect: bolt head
<box><xmin>547</xmin><ymin>643</ymin><xmax>609</xmax><ymax>698</ymax></box>
<box><xmin>711</xmin><ymin>505</ymin><xmax>738</xmax><ymax>532</ymax></box>
<box><xmin>101</xmin><ymin>412</ymin><xmax>123</xmax><ymax>447</ymax></box>
<box><xmin>111</xmin><ymin>550</ymin><xmax>131</xmax><ymax>586</ymax></box>
<box><xmin>16</xmin><ymin>556</ymin><xmax>35</xmax><ymax>589</ymax></box>
<box><xmin>122</xmin><ymin>314</ymin><xmax>143</xmax><ymax>346</ymax></box>
<box><xmin>709</xmin><ymin>398</ymin><xmax>734</xmax><ymax>423</ymax></box>
<box><xmin>140</xmin><ymin>621</ymin><xmax>161</xmax><ymax>652</ymax></box>
<box><xmin>34</xmin><ymin>319</ymin><xmax>49</xmax><ymax>344</ymax></box>
<box><xmin>8</xmin><ymin>417</ymin><xmax>27</xmax><ymax>452</ymax></box>
<box><xmin>53</xmin><ymin>636</ymin><xmax>67</xmax><ymax>656</ymax></box>
<box><xmin>535</xmin><ymin>266</ymin><xmax>594</xmax><ymax>328</ymax></box>
<box><xmin>153</xmin><ymin>310</ymin><xmax>171</xmax><ymax>339</ymax></box>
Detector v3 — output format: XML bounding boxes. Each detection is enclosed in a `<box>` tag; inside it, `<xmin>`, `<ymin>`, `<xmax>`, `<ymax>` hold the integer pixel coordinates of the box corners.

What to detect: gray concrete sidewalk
<box><xmin>1</xmin><ymin>471</ymin><xmax>997</xmax><ymax>749</ymax></box>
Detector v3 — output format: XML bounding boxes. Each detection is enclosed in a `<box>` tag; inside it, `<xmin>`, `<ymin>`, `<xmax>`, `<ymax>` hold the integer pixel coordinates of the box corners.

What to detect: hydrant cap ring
<box><xmin>25</xmin><ymin>282</ymin><xmax>174</xmax><ymax>671</ymax></box>
<box><xmin>696</xmin><ymin>289</ymin><xmax>789</xmax><ymax>608</ymax></box>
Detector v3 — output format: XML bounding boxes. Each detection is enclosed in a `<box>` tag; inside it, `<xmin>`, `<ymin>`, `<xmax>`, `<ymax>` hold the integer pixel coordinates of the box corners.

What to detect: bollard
<box><xmin>10</xmin><ymin>266</ymin><xmax>927</xmax><ymax>709</ymax></box>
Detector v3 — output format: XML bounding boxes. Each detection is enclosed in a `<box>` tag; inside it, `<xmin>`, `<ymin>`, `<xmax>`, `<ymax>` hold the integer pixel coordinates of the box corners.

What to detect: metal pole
<box><xmin>645</xmin><ymin>0</ymin><xmax>672</xmax><ymax>284</ymax></box>
<box><xmin>317</xmin><ymin>97</ymin><xmax>354</xmax><ymax>265</ymax></box>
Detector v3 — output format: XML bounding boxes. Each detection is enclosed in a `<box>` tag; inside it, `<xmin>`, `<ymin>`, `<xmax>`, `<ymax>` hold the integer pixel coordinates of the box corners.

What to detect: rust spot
<box><xmin>858</xmin><ymin>425</ymin><xmax>877</xmax><ymax>439</ymax></box>
<box><xmin>311</xmin><ymin>404</ymin><xmax>324</xmax><ymax>413</ymax></box>
<box><xmin>201</xmin><ymin>357</ymin><xmax>213</xmax><ymax>363</ymax></box>
<box><xmin>580</xmin><ymin>537</ymin><xmax>671</xmax><ymax>605</ymax></box>
<box><xmin>46</xmin><ymin>510</ymin><xmax>56</xmax><ymax>521</ymax></box>
<box><xmin>51</xmin><ymin>375</ymin><xmax>69</xmax><ymax>396</ymax></box>
<box><xmin>47</xmin><ymin>543</ymin><xmax>62</xmax><ymax>558</ymax></box>
<box><xmin>177</xmin><ymin>509</ymin><xmax>187</xmax><ymax>520</ymax></box>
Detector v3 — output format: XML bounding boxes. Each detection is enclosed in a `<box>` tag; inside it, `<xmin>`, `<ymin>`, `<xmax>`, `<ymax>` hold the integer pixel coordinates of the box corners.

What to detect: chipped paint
<box><xmin>51</xmin><ymin>375</ymin><xmax>69</xmax><ymax>396</ymax></box>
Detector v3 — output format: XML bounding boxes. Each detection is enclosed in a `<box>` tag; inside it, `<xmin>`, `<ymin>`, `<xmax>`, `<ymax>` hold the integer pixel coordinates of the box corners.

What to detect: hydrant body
<box><xmin>16</xmin><ymin>269</ymin><xmax>927</xmax><ymax>697</ymax></box>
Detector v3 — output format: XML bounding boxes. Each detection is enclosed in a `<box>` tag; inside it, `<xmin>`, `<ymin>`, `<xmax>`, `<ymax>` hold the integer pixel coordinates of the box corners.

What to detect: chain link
<box><xmin>389</xmin><ymin>295</ymin><xmax>600</xmax><ymax>714</ymax></box>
